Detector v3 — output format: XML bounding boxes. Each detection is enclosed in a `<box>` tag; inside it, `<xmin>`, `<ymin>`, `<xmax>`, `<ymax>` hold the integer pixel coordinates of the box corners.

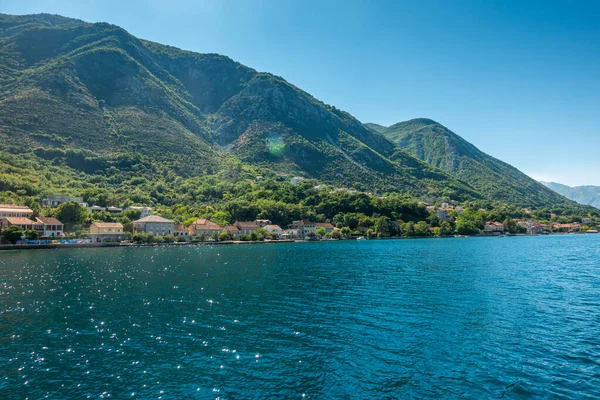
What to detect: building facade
<box><xmin>264</xmin><ymin>224</ymin><xmax>283</xmax><ymax>238</ymax></box>
<box><xmin>188</xmin><ymin>219</ymin><xmax>222</xmax><ymax>237</ymax></box>
<box><xmin>133</xmin><ymin>216</ymin><xmax>175</xmax><ymax>236</ymax></box>
<box><xmin>289</xmin><ymin>220</ymin><xmax>317</xmax><ymax>237</ymax></box>
<box><xmin>0</xmin><ymin>205</ymin><xmax>33</xmax><ymax>218</ymax></box>
<box><xmin>89</xmin><ymin>222</ymin><xmax>128</xmax><ymax>243</ymax></box>
<box><xmin>234</xmin><ymin>221</ymin><xmax>259</xmax><ymax>235</ymax></box>
<box><xmin>0</xmin><ymin>217</ymin><xmax>40</xmax><ymax>232</ymax></box>
<box><xmin>41</xmin><ymin>195</ymin><xmax>86</xmax><ymax>208</ymax></box>
<box><xmin>35</xmin><ymin>217</ymin><xmax>64</xmax><ymax>237</ymax></box>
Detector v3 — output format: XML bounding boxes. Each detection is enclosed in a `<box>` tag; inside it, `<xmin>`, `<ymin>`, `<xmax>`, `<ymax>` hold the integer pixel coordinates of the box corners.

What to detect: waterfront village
<box><xmin>1</xmin><ymin>180</ymin><xmax>599</xmax><ymax>246</ymax></box>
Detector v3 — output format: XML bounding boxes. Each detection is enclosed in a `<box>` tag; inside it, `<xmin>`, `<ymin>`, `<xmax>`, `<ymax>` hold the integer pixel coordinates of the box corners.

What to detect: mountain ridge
<box><xmin>541</xmin><ymin>181</ymin><xmax>600</xmax><ymax>209</ymax></box>
<box><xmin>0</xmin><ymin>12</ymin><xmax>590</xmax><ymax>214</ymax></box>
<box><xmin>375</xmin><ymin>118</ymin><xmax>573</xmax><ymax>207</ymax></box>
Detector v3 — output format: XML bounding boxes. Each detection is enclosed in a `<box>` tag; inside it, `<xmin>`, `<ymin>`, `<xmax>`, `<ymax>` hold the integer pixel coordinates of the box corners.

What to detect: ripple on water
<box><xmin>0</xmin><ymin>237</ymin><xmax>600</xmax><ymax>398</ymax></box>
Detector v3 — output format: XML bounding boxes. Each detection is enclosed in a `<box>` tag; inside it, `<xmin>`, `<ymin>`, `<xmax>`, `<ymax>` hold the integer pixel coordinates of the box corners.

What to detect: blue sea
<box><xmin>1</xmin><ymin>235</ymin><xmax>599</xmax><ymax>398</ymax></box>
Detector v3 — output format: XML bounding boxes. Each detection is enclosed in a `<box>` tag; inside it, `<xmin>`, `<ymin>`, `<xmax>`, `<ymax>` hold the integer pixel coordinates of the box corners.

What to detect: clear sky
<box><xmin>2</xmin><ymin>0</ymin><xmax>599</xmax><ymax>186</ymax></box>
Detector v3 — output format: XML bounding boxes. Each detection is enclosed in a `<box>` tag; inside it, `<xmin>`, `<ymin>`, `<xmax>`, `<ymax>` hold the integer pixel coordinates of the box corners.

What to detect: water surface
<box><xmin>1</xmin><ymin>235</ymin><xmax>600</xmax><ymax>398</ymax></box>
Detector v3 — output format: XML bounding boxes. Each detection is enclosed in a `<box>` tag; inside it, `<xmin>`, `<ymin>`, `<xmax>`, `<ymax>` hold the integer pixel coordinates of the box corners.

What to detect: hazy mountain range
<box><xmin>0</xmin><ymin>13</ymin><xmax>589</xmax><ymax>212</ymax></box>
<box><xmin>541</xmin><ymin>182</ymin><xmax>600</xmax><ymax>209</ymax></box>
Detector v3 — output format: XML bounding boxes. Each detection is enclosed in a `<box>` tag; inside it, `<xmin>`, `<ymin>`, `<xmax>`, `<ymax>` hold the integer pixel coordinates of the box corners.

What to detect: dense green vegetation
<box><xmin>0</xmin><ymin>13</ymin><xmax>597</xmax><ymax>227</ymax></box>
<box><xmin>374</xmin><ymin>118</ymin><xmax>585</xmax><ymax>209</ymax></box>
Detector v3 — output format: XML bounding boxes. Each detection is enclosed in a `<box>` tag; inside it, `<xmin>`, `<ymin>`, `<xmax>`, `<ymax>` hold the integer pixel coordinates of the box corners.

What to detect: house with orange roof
<box><xmin>264</xmin><ymin>224</ymin><xmax>283</xmax><ymax>238</ymax></box>
<box><xmin>315</xmin><ymin>222</ymin><xmax>335</xmax><ymax>233</ymax></box>
<box><xmin>174</xmin><ymin>224</ymin><xmax>189</xmax><ymax>241</ymax></box>
<box><xmin>233</xmin><ymin>221</ymin><xmax>259</xmax><ymax>235</ymax></box>
<box><xmin>35</xmin><ymin>217</ymin><xmax>64</xmax><ymax>237</ymax></box>
<box><xmin>484</xmin><ymin>222</ymin><xmax>505</xmax><ymax>233</ymax></box>
<box><xmin>0</xmin><ymin>217</ymin><xmax>40</xmax><ymax>232</ymax></box>
<box><xmin>89</xmin><ymin>222</ymin><xmax>128</xmax><ymax>243</ymax></box>
<box><xmin>189</xmin><ymin>219</ymin><xmax>222</xmax><ymax>237</ymax></box>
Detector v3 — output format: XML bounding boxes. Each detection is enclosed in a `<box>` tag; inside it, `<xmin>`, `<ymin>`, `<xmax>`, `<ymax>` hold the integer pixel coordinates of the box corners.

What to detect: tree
<box><xmin>340</xmin><ymin>227</ymin><xmax>352</xmax><ymax>238</ymax></box>
<box><xmin>2</xmin><ymin>226</ymin><xmax>24</xmax><ymax>244</ymax></box>
<box><xmin>55</xmin><ymin>201</ymin><xmax>87</xmax><ymax>227</ymax></box>
<box><xmin>316</xmin><ymin>227</ymin><xmax>326</xmax><ymax>236</ymax></box>
<box><xmin>401</xmin><ymin>221</ymin><xmax>415</xmax><ymax>237</ymax></box>
<box><xmin>374</xmin><ymin>216</ymin><xmax>392</xmax><ymax>237</ymax></box>
<box><xmin>219</xmin><ymin>232</ymin><xmax>229</xmax><ymax>242</ymax></box>
<box><xmin>438</xmin><ymin>221</ymin><xmax>454</xmax><ymax>236</ymax></box>
<box><xmin>414</xmin><ymin>221</ymin><xmax>431</xmax><ymax>236</ymax></box>
<box><xmin>163</xmin><ymin>234</ymin><xmax>177</xmax><ymax>243</ymax></box>
<box><xmin>25</xmin><ymin>229</ymin><xmax>39</xmax><ymax>240</ymax></box>
<box><xmin>330</xmin><ymin>230</ymin><xmax>342</xmax><ymax>239</ymax></box>
<box><xmin>249</xmin><ymin>231</ymin><xmax>258</xmax><ymax>241</ymax></box>
<box><xmin>503</xmin><ymin>218</ymin><xmax>519</xmax><ymax>234</ymax></box>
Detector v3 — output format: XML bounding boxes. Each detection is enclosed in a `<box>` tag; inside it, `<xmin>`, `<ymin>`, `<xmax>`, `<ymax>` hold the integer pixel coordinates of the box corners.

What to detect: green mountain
<box><xmin>376</xmin><ymin>118</ymin><xmax>572</xmax><ymax>207</ymax></box>
<box><xmin>541</xmin><ymin>182</ymin><xmax>600</xmax><ymax>209</ymax></box>
<box><xmin>0</xmin><ymin>13</ymin><xmax>590</xmax><ymax>214</ymax></box>
<box><xmin>364</xmin><ymin>123</ymin><xmax>387</xmax><ymax>133</ymax></box>
<box><xmin>0</xmin><ymin>13</ymin><xmax>479</xmax><ymax>205</ymax></box>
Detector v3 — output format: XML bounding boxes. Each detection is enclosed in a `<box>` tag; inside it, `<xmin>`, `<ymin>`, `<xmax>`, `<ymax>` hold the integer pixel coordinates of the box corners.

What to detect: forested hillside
<box><xmin>376</xmin><ymin>118</ymin><xmax>574</xmax><ymax>207</ymax></box>
<box><xmin>0</xmin><ymin>13</ymin><xmax>593</xmax><ymax>218</ymax></box>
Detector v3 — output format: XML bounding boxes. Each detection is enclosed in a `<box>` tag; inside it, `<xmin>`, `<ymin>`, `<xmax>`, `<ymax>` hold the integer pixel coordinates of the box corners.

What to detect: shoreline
<box><xmin>1</xmin><ymin>231</ymin><xmax>596</xmax><ymax>251</ymax></box>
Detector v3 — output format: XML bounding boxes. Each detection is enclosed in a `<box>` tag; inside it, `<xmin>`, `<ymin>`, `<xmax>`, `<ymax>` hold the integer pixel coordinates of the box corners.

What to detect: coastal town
<box><xmin>1</xmin><ymin>188</ymin><xmax>598</xmax><ymax>247</ymax></box>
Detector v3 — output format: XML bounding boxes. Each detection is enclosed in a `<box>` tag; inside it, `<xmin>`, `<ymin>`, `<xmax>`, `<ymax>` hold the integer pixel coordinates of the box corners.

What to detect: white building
<box><xmin>35</xmin><ymin>217</ymin><xmax>64</xmax><ymax>237</ymax></box>
<box><xmin>0</xmin><ymin>204</ymin><xmax>33</xmax><ymax>218</ymax></box>
<box><xmin>264</xmin><ymin>224</ymin><xmax>283</xmax><ymax>238</ymax></box>
<box><xmin>133</xmin><ymin>215</ymin><xmax>175</xmax><ymax>236</ymax></box>
<box><xmin>41</xmin><ymin>195</ymin><xmax>87</xmax><ymax>208</ymax></box>
<box><xmin>290</xmin><ymin>177</ymin><xmax>303</xmax><ymax>186</ymax></box>
<box><xmin>289</xmin><ymin>220</ymin><xmax>317</xmax><ymax>237</ymax></box>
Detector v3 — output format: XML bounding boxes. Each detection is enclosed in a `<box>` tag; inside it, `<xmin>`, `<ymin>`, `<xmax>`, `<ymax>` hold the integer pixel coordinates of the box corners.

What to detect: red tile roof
<box><xmin>191</xmin><ymin>219</ymin><xmax>222</xmax><ymax>230</ymax></box>
<box><xmin>316</xmin><ymin>222</ymin><xmax>335</xmax><ymax>228</ymax></box>
<box><xmin>0</xmin><ymin>205</ymin><xmax>33</xmax><ymax>213</ymax></box>
<box><xmin>2</xmin><ymin>217</ymin><xmax>38</xmax><ymax>225</ymax></box>
<box><xmin>264</xmin><ymin>225</ymin><xmax>282</xmax><ymax>230</ymax></box>
<box><xmin>91</xmin><ymin>222</ymin><xmax>123</xmax><ymax>228</ymax></box>
<box><xmin>36</xmin><ymin>217</ymin><xmax>62</xmax><ymax>225</ymax></box>
<box><xmin>234</xmin><ymin>221</ymin><xmax>258</xmax><ymax>228</ymax></box>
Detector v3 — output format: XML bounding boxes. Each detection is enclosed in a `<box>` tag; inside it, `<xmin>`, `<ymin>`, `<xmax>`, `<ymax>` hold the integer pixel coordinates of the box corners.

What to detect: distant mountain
<box><xmin>541</xmin><ymin>182</ymin><xmax>600</xmax><ymax>209</ymax></box>
<box><xmin>375</xmin><ymin>118</ymin><xmax>571</xmax><ymax>207</ymax></box>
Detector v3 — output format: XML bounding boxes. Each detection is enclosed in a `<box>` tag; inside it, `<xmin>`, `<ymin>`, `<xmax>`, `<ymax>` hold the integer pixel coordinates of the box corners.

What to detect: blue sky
<box><xmin>2</xmin><ymin>0</ymin><xmax>599</xmax><ymax>186</ymax></box>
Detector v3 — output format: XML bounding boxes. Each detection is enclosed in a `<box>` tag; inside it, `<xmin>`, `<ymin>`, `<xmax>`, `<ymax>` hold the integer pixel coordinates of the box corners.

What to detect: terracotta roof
<box><xmin>2</xmin><ymin>217</ymin><xmax>38</xmax><ymax>225</ymax></box>
<box><xmin>0</xmin><ymin>205</ymin><xmax>33</xmax><ymax>213</ymax></box>
<box><xmin>134</xmin><ymin>215</ymin><xmax>174</xmax><ymax>223</ymax></box>
<box><xmin>264</xmin><ymin>225</ymin><xmax>282</xmax><ymax>230</ymax></box>
<box><xmin>191</xmin><ymin>219</ymin><xmax>222</xmax><ymax>230</ymax></box>
<box><xmin>92</xmin><ymin>222</ymin><xmax>123</xmax><ymax>228</ymax></box>
<box><xmin>223</xmin><ymin>225</ymin><xmax>239</xmax><ymax>231</ymax></box>
<box><xmin>174</xmin><ymin>224</ymin><xmax>187</xmax><ymax>232</ymax></box>
<box><xmin>36</xmin><ymin>217</ymin><xmax>62</xmax><ymax>225</ymax></box>
<box><xmin>234</xmin><ymin>221</ymin><xmax>258</xmax><ymax>228</ymax></box>
<box><xmin>316</xmin><ymin>222</ymin><xmax>335</xmax><ymax>228</ymax></box>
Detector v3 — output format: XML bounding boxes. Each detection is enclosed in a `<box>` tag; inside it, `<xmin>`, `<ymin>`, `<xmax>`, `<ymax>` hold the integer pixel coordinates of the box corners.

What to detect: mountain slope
<box><xmin>541</xmin><ymin>182</ymin><xmax>600</xmax><ymax>209</ymax></box>
<box><xmin>0</xmin><ymin>13</ymin><xmax>479</xmax><ymax>202</ymax></box>
<box><xmin>377</xmin><ymin>118</ymin><xmax>574</xmax><ymax>207</ymax></box>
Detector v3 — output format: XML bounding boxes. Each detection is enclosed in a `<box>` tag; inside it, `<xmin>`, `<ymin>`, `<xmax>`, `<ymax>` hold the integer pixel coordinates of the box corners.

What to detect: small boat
<box><xmin>356</xmin><ymin>236</ymin><xmax>365</xmax><ymax>241</ymax></box>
